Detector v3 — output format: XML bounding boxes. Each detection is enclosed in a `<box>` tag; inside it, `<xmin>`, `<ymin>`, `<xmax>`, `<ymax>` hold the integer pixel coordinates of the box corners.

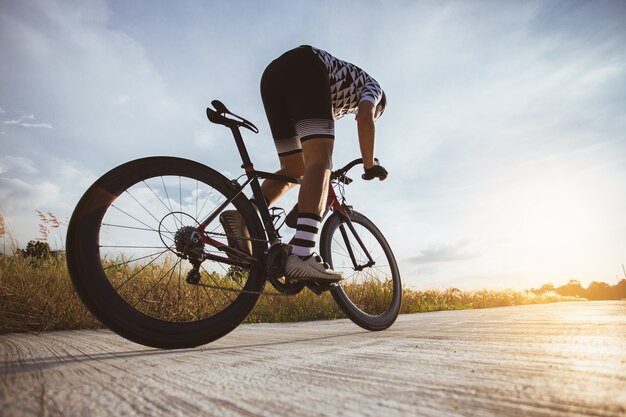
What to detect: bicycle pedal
<box><xmin>301</xmin><ymin>280</ymin><xmax>337</xmax><ymax>295</ymax></box>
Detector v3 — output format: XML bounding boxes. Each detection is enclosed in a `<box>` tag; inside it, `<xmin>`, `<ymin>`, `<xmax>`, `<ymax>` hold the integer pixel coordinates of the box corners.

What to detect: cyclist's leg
<box><xmin>260</xmin><ymin>46</ymin><xmax>341</xmax><ymax>281</ymax></box>
<box><xmin>289</xmin><ymin>137</ymin><xmax>332</xmax><ymax>258</ymax></box>
<box><xmin>286</xmin><ymin>137</ymin><xmax>342</xmax><ymax>282</ymax></box>
<box><xmin>260</xmin><ymin>152</ymin><xmax>304</xmax><ymax>205</ymax></box>
<box><xmin>260</xmin><ymin>51</ymin><xmax>306</xmax><ymax>205</ymax></box>
<box><xmin>298</xmin><ymin>138</ymin><xmax>333</xmax><ymax>219</ymax></box>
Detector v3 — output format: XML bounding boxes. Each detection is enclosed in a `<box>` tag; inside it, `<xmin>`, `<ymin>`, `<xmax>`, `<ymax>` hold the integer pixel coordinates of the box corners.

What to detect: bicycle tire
<box><xmin>320</xmin><ymin>210</ymin><xmax>401</xmax><ymax>330</ymax></box>
<box><xmin>66</xmin><ymin>156</ymin><xmax>266</xmax><ymax>349</ymax></box>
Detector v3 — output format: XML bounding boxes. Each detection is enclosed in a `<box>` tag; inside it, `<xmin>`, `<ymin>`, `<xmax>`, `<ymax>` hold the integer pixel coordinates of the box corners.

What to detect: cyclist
<box><xmin>221</xmin><ymin>45</ymin><xmax>388</xmax><ymax>283</ymax></box>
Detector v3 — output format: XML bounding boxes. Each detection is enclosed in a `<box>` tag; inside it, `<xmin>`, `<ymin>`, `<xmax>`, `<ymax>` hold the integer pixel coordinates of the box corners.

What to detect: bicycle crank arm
<box><xmin>302</xmin><ymin>280</ymin><xmax>339</xmax><ymax>295</ymax></box>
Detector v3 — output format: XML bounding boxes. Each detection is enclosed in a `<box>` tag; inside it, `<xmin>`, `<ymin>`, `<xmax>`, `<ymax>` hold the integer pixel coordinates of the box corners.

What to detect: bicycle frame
<box><xmin>198</xmin><ymin>101</ymin><xmax>374</xmax><ymax>271</ymax></box>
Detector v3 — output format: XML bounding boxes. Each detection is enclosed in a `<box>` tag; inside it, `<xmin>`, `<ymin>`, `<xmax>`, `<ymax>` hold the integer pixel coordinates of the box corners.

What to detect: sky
<box><xmin>1</xmin><ymin>0</ymin><xmax>625</xmax><ymax>290</ymax></box>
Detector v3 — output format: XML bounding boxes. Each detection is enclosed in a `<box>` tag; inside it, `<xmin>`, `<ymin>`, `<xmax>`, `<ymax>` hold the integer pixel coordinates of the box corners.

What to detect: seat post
<box><xmin>230</xmin><ymin>125</ymin><xmax>278</xmax><ymax>240</ymax></box>
<box><xmin>231</xmin><ymin>126</ymin><xmax>253</xmax><ymax>169</ymax></box>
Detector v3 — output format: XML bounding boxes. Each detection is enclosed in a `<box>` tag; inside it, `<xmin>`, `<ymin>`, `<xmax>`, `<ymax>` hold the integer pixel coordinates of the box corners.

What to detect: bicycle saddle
<box><xmin>206</xmin><ymin>100</ymin><xmax>259</xmax><ymax>133</ymax></box>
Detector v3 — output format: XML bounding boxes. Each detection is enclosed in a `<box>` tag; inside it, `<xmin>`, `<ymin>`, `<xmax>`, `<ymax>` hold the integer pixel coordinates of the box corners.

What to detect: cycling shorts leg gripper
<box><xmin>273</xmin><ymin>136</ymin><xmax>301</xmax><ymax>156</ymax></box>
<box><xmin>260</xmin><ymin>46</ymin><xmax>334</xmax><ymax>156</ymax></box>
<box><xmin>296</xmin><ymin>119</ymin><xmax>335</xmax><ymax>142</ymax></box>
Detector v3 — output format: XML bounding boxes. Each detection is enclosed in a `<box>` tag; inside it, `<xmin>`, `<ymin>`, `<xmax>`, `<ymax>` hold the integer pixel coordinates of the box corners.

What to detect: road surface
<box><xmin>1</xmin><ymin>301</ymin><xmax>625</xmax><ymax>417</ymax></box>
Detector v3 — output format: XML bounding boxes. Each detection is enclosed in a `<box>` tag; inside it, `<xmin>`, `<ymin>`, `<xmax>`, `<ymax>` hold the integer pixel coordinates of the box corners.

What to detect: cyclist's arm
<box><xmin>355</xmin><ymin>100</ymin><xmax>376</xmax><ymax>169</ymax></box>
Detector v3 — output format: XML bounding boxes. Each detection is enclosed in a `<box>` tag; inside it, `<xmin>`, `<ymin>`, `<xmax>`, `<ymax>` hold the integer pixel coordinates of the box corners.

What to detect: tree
<box><xmin>585</xmin><ymin>281</ymin><xmax>614</xmax><ymax>300</ymax></box>
<box><xmin>20</xmin><ymin>240</ymin><xmax>51</xmax><ymax>260</ymax></box>
<box><xmin>531</xmin><ymin>283</ymin><xmax>555</xmax><ymax>295</ymax></box>
<box><xmin>614</xmin><ymin>279</ymin><xmax>626</xmax><ymax>300</ymax></box>
<box><xmin>556</xmin><ymin>279</ymin><xmax>585</xmax><ymax>298</ymax></box>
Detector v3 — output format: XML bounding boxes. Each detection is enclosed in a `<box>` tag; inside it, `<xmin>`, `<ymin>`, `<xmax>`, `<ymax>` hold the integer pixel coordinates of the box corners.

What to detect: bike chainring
<box><xmin>266</xmin><ymin>243</ymin><xmax>304</xmax><ymax>295</ymax></box>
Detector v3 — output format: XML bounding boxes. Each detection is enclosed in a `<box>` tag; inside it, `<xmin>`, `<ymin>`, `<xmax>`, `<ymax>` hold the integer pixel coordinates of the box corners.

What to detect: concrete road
<box><xmin>1</xmin><ymin>301</ymin><xmax>624</xmax><ymax>417</ymax></box>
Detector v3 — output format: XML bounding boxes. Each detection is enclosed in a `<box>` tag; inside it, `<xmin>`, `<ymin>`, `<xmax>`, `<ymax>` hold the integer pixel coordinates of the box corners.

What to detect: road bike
<box><xmin>66</xmin><ymin>100</ymin><xmax>402</xmax><ymax>349</ymax></box>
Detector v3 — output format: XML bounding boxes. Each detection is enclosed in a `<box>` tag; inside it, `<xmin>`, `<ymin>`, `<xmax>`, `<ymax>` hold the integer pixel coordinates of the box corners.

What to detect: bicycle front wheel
<box><xmin>66</xmin><ymin>157</ymin><xmax>266</xmax><ymax>348</ymax></box>
<box><xmin>320</xmin><ymin>210</ymin><xmax>401</xmax><ymax>330</ymax></box>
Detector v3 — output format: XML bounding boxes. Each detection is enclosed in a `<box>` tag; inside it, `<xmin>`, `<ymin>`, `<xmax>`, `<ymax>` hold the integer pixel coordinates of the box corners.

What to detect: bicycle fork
<box><xmin>337</xmin><ymin>214</ymin><xmax>376</xmax><ymax>271</ymax></box>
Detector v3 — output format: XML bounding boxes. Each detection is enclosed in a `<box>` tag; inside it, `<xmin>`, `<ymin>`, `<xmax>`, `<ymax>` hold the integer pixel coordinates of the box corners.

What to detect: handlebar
<box><xmin>331</xmin><ymin>158</ymin><xmax>379</xmax><ymax>184</ymax></box>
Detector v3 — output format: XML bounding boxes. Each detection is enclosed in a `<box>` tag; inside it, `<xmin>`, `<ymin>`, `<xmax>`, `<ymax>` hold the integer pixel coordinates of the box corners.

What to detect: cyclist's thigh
<box><xmin>261</xmin><ymin>59</ymin><xmax>297</xmax><ymax>143</ymax></box>
<box><xmin>278</xmin><ymin>152</ymin><xmax>305</xmax><ymax>178</ymax></box>
<box><xmin>301</xmin><ymin>138</ymin><xmax>334</xmax><ymax>166</ymax></box>
<box><xmin>280</xmin><ymin>49</ymin><xmax>335</xmax><ymax>142</ymax></box>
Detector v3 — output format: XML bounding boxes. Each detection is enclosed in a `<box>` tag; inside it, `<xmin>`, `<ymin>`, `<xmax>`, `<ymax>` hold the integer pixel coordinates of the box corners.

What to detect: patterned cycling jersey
<box><xmin>308</xmin><ymin>46</ymin><xmax>384</xmax><ymax>120</ymax></box>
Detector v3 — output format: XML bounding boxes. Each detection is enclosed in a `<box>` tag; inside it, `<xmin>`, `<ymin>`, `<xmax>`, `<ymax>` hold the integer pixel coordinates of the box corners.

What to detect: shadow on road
<box><xmin>0</xmin><ymin>329</ymin><xmax>366</xmax><ymax>376</ymax></box>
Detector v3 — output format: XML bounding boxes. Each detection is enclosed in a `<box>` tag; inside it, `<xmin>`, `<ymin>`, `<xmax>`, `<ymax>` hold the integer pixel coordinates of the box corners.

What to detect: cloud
<box><xmin>0</xmin><ymin>178</ymin><xmax>59</xmax><ymax>212</ymax></box>
<box><xmin>0</xmin><ymin>156</ymin><xmax>39</xmax><ymax>175</ymax></box>
<box><xmin>3</xmin><ymin>113</ymin><xmax>53</xmax><ymax>129</ymax></box>
<box><xmin>0</xmin><ymin>0</ymin><xmax>198</xmax><ymax>166</ymax></box>
<box><xmin>409</xmin><ymin>240</ymin><xmax>481</xmax><ymax>264</ymax></box>
<box><xmin>0</xmin><ymin>0</ymin><xmax>624</xmax><ymax>288</ymax></box>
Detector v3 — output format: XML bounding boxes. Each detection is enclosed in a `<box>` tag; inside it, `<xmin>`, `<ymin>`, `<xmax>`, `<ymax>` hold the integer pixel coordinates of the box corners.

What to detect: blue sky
<box><xmin>1</xmin><ymin>0</ymin><xmax>625</xmax><ymax>290</ymax></box>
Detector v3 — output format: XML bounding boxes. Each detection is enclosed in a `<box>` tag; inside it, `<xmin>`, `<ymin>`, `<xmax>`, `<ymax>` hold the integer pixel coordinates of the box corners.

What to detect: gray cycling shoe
<box><xmin>219</xmin><ymin>210</ymin><xmax>251</xmax><ymax>255</ymax></box>
<box><xmin>285</xmin><ymin>253</ymin><xmax>344</xmax><ymax>283</ymax></box>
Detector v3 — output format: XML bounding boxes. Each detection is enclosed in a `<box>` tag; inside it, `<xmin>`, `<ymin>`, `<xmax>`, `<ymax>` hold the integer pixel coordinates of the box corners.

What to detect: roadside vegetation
<box><xmin>1</xmin><ymin>212</ymin><xmax>623</xmax><ymax>333</ymax></box>
<box><xmin>1</xmin><ymin>249</ymin><xmax>600</xmax><ymax>334</ymax></box>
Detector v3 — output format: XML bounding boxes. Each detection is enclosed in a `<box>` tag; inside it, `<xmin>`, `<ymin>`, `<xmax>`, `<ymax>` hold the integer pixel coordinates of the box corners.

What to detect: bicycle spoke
<box><xmin>103</xmin><ymin>249</ymin><xmax>170</xmax><ymax>271</ymax></box>
<box><xmin>161</xmin><ymin>176</ymin><xmax>176</xmax><ymax>216</ymax></box>
<box><xmin>100</xmin><ymin>245</ymin><xmax>169</xmax><ymax>249</ymax></box>
<box><xmin>179</xmin><ymin>176</ymin><xmax>183</xmax><ymax>226</ymax></box>
<box><xmin>200</xmin><ymin>280</ymin><xmax>220</xmax><ymax>316</ymax></box>
<box><xmin>111</xmin><ymin>204</ymin><xmax>158</xmax><ymax>234</ymax></box>
<box><xmin>197</xmin><ymin>188</ymin><xmax>225</xmax><ymax>222</ymax></box>
<box><xmin>195</xmin><ymin>180</ymin><xmax>199</xmax><ymax>220</ymax></box>
<box><xmin>143</xmin><ymin>180</ymin><xmax>181</xmax><ymax>228</ymax></box>
<box><xmin>200</xmin><ymin>264</ymin><xmax>236</xmax><ymax>303</ymax></box>
<box><xmin>130</xmin><ymin>258</ymin><xmax>182</xmax><ymax>309</ymax></box>
<box><xmin>156</xmin><ymin>260</ymin><xmax>179</xmax><ymax>312</ymax></box>
<box><xmin>113</xmin><ymin>249</ymin><xmax>168</xmax><ymax>291</ymax></box>
<box><xmin>102</xmin><ymin>223</ymin><xmax>156</xmax><ymax>233</ymax></box>
<box><xmin>125</xmin><ymin>188</ymin><xmax>177</xmax><ymax>237</ymax></box>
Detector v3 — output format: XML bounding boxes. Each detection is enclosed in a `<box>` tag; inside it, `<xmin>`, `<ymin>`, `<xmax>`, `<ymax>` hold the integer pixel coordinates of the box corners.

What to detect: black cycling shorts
<box><xmin>260</xmin><ymin>45</ymin><xmax>334</xmax><ymax>156</ymax></box>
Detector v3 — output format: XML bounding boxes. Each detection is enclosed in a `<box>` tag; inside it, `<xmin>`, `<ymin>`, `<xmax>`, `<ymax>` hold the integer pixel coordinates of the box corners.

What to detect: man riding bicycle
<box><xmin>221</xmin><ymin>45</ymin><xmax>387</xmax><ymax>283</ymax></box>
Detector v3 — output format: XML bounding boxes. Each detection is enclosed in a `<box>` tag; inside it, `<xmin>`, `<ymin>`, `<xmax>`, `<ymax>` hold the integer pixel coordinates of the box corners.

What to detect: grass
<box><xmin>0</xmin><ymin>253</ymin><xmax>580</xmax><ymax>334</ymax></box>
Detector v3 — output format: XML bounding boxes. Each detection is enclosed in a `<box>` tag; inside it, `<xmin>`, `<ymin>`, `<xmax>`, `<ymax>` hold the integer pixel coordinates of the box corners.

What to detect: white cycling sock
<box><xmin>291</xmin><ymin>213</ymin><xmax>321</xmax><ymax>257</ymax></box>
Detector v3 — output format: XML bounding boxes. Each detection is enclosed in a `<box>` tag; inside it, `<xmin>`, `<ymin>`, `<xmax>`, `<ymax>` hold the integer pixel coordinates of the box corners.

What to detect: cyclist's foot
<box><xmin>219</xmin><ymin>210</ymin><xmax>251</xmax><ymax>255</ymax></box>
<box><xmin>285</xmin><ymin>253</ymin><xmax>344</xmax><ymax>283</ymax></box>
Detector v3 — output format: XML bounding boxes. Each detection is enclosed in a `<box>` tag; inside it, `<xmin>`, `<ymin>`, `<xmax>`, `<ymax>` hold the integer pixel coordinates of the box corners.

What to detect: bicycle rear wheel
<box><xmin>320</xmin><ymin>210</ymin><xmax>401</xmax><ymax>330</ymax></box>
<box><xmin>66</xmin><ymin>157</ymin><xmax>266</xmax><ymax>348</ymax></box>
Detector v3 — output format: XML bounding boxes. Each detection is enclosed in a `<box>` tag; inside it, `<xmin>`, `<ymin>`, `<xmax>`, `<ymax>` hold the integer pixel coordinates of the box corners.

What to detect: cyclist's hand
<box><xmin>362</xmin><ymin>164</ymin><xmax>388</xmax><ymax>181</ymax></box>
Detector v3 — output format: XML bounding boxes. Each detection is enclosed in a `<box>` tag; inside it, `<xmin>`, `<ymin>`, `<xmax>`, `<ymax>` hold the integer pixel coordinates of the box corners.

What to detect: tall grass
<box><xmin>0</xmin><ymin>254</ymin><xmax>100</xmax><ymax>332</ymax></box>
<box><xmin>0</xmin><ymin>253</ymin><xmax>580</xmax><ymax>334</ymax></box>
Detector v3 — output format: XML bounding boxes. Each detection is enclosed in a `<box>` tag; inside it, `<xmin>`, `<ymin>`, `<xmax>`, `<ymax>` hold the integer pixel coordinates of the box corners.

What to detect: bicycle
<box><xmin>66</xmin><ymin>100</ymin><xmax>402</xmax><ymax>349</ymax></box>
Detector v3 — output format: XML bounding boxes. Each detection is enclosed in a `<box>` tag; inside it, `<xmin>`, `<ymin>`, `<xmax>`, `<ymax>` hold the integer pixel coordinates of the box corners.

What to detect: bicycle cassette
<box><xmin>174</xmin><ymin>226</ymin><xmax>204</xmax><ymax>259</ymax></box>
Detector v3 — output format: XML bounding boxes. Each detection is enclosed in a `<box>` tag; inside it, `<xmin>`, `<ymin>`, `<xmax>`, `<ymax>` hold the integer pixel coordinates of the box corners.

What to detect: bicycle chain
<box><xmin>194</xmin><ymin>281</ymin><xmax>296</xmax><ymax>297</ymax></box>
<box><xmin>199</xmin><ymin>232</ymin><xmax>332</xmax><ymax>296</ymax></box>
<box><xmin>206</xmin><ymin>230</ymin><xmax>267</xmax><ymax>244</ymax></box>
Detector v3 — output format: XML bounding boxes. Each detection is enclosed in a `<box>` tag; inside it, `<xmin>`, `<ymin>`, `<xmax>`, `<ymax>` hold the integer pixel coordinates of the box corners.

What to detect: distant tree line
<box><xmin>10</xmin><ymin>238</ymin><xmax>626</xmax><ymax>302</ymax></box>
<box><xmin>532</xmin><ymin>279</ymin><xmax>626</xmax><ymax>301</ymax></box>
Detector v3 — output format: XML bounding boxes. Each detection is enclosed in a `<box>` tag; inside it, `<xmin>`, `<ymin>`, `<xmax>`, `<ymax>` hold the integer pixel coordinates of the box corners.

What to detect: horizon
<box><xmin>1</xmin><ymin>0</ymin><xmax>625</xmax><ymax>291</ymax></box>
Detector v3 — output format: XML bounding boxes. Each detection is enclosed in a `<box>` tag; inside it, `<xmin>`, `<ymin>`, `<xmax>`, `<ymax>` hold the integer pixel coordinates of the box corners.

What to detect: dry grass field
<box><xmin>0</xmin><ymin>253</ymin><xmax>579</xmax><ymax>333</ymax></box>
